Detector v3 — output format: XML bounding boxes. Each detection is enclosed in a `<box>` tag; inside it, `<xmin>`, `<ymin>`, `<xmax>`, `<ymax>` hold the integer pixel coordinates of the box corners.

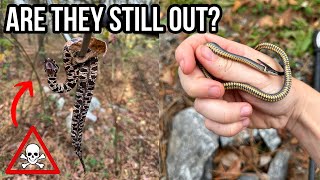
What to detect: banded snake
<box><xmin>44</xmin><ymin>37</ymin><xmax>106</xmax><ymax>172</ymax></box>
<box><xmin>197</xmin><ymin>42</ymin><xmax>292</xmax><ymax>102</ymax></box>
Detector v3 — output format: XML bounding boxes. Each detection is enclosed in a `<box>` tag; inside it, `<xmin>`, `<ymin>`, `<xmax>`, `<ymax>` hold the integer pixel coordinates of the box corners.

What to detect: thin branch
<box><xmin>4</xmin><ymin>35</ymin><xmax>46</xmax><ymax>112</ymax></box>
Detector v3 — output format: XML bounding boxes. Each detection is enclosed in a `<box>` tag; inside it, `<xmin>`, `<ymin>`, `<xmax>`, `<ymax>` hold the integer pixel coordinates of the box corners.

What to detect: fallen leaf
<box><xmin>160</xmin><ymin>11</ymin><xmax>164</xmax><ymax>19</ymax></box>
<box><xmin>218</xmin><ymin>160</ymin><xmax>242</xmax><ymax>179</ymax></box>
<box><xmin>232</xmin><ymin>0</ymin><xmax>242</xmax><ymax>12</ymax></box>
<box><xmin>270</xmin><ymin>0</ymin><xmax>280</xmax><ymax>7</ymax></box>
<box><xmin>290</xmin><ymin>137</ymin><xmax>299</xmax><ymax>144</ymax></box>
<box><xmin>0</xmin><ymin>53</ymin><xmax>4</xmax><ymax>63</ymax></box>
<box><xmin>221</xmin><ymin>152</ymin><xmax>239</xmax><ymax>167</ymax></box>
<box><xmin>228</xmin><ymin>160</ymin><xmax>242</xmax><ymax>175</ymax></box>
<box><xmin>258</xmin><ymin>16</ymin><xmax>274</xmax><ymax>27</ymax></box>
<box><xmin>232</xmin><ymin>0</ymin><xmax>249</xmax><ymax>12</ymax></box>
<box><xmin>160</xmin><ymin>68</ymin><xmax>174</xmax><ymax>85</ymax></box>
<box><xmin>288</xmin><ymin>0</ymin><xmax>298</xmax><ymax>5</ymax></box>
<box><xmin>278</xmin><ymin>9</ymin><xmax>292</xmax><ymax>27</ymax></box>
<box><xmin>312</xmin><ymin>20</ymin><xmax>319</xmax><ymax>28</ymax></box>
<box><xmin>223</xmin><ymin>9</ymin><xmax>233</xmax><ymax>25</ymax></box>
<box><xmin>240</xmin><ymin>146</ymin><xmax>256</xmax><ymax>159</ymax></box>
<box><xmin>259</xmin><ymin>155</ymin><xmax>272</xmax><ymax>167</ymax></box>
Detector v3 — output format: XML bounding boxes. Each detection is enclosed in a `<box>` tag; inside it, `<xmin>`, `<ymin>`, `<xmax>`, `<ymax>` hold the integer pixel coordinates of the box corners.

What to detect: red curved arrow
<box><xmin>11</xmin><ymin>81</ymin><xmax>33</xmax><ymax>127</ymax></box>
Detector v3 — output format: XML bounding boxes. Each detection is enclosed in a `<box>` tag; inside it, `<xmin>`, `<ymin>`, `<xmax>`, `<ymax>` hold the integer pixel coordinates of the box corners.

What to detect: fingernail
<box><xmin>242</xmin><ymin>118</ymin><xmax>250</xmax><ymax>127</ymax></box>
<box><xmin>201</xmin><ymin>46</ymin><xmax>214</xmax><ymax>61</ymax></box>
<box><xmin>208</xmin><ymin>86</ymin><xmax>220</xmax><ymax>98</ymax></box>
<box><xmin>180</xmin><ymin>59</ymin><xmax>185</xmax><ymax>72</ymax></box>
<box><xmin>240</xmin><ymin>106</ymin><xmax>251</xmax><ymax>117</ymax></box>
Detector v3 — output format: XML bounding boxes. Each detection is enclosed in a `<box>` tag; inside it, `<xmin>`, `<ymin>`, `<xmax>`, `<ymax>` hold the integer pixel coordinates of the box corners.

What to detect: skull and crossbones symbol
<box><xmin>20</xmin><ymin>143</ymin><xmax>46</xmax><ymax>169</ymax></box>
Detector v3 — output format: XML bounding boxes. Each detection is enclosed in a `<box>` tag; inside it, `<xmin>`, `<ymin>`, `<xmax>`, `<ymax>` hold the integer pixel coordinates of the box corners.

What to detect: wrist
<box><xmin>285</xmin><ymin>79</ymin><xmax>309</xmax><ymax>132</ymax></box>
<box><xmin>286</xmin><ymin>79</ymin><xmax>320</xmax><ymax>165</ymax></box>
<box><xmin>287</xmin><ymin>79</ymin><xmax>320</xmax><ymax>134</ymax></box>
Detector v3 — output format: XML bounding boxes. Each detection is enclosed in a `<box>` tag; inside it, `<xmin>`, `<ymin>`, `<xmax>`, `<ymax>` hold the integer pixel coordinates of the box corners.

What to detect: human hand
<box><xmin>176</xmin><ymin>33</ymin><xmax>306</xmax><ymax>136</ymax></box>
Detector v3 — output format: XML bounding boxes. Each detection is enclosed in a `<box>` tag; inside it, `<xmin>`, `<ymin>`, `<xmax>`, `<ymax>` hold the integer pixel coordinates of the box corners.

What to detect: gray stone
<box><xmin>43</xmin><ymin>86</ymin><xmax>51</xmax><ymax>93</ymax></box>
<box><xmin>220</xmin><ymin>129</ymin><xmax>259</xmax><ymax>147</ymax></box>
<box><xmin>111</xmin><ymin>104</ymin><xmax>128</xmax><ymax>113</ymax></box>
<box><xmin>49</xmin><ymin>93</ymin><xmax>60</xmax><ymax>100</ymax></box>
<box><xmin>65</xmin><ymin>109</ymin><xmax>98</xmax><ymax>130</ymax></box>
<box><xmin>238</xmin><ymin>173</ymin><xmax>259</xmax><ymax>180</ymax></box>
<box><xmin>267</xmin><ymin>150</ymin><xmax>291</xmax><ymax>180</ymax></box>
<box><xmin>258</xmin><ymin>129</ymin><xmax>281</xmax><ymax>151</ymax></box>
<box><xmin>202</xmin><ymin>157</ymin><xmax>214</xmax><ymax>180</ymax></box>
<box><xmin>56</xmin><ymin>97</ymin><xmax>65</xmax><ymax>111</ymax></box>
<box><xmin>89</xmin><ymin>96</ymin><xmax>101</xmax><ymax>111</ymax></box>
<box><xmin>86</xmin><ymin>111</ymin><xmax>97</xmax><ymax>122</ymax></box>
<box><xmin>166</xmin><ymin>107</ymin><xmax>219</xmax><ymax>180</ymax></box>
<box><xmin>65</xmin><ymin>112</ymin><xmax>72</xmax><ymax>132</ymax></box>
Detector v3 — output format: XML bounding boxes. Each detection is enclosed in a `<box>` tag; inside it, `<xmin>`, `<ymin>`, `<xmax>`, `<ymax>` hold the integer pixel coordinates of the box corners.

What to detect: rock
<box><xmin>49</xmin><ymin>94</ymin><xmax>60</xmax><ymax>100</ymax></box>
<box><xmin>202</xmin><ymin>158</ymin><xmax>213</xmax><ymax>180</ymax></box>
<box><xmin>86</xmin><ymin>111</ymin><xmax>97</xmax><ymax>122</ymax></box>
<box><xmin>258</xmin><ymin>129</ymin><xmax>281</xmax><ymax>151</ymax></box>
<box><xmin>166</xmin><ymin>107</ymin><xmax>219</xmax><ymax>180</ymax></box>
<box><xmin>56</xmin><ymin>97</ymin><xmax>65</xmax><ymax>111</ymax></box>
<box><xmin>238</xmin><ymin>173</ymin><xmax>259</xmax><ymax>180</ymax></box>
<box><xmin>267</xmin><ymin>150</ymin><xmax>291</xmax><ymax>180</ymax></box>
<box><xmin>65</xmin><ymin>112</ymin><xmax>72</xmax><ymax>132</ymax></box>
<box><xmin>220</xmin><ymin>129</ymin><xmax>259</xmax><ymax>147</ymax></box>
<box><xmin>43</xmin><ymin>86</ymin><xmax>51</xmax><ymax>93</ymax></box>
<box><xmin>65</xmin><ymin>109</ymin><xmax>98</xmax><ymax>130</ymax></box>
<box><xmin>89</xmin><ymin>97</ymin><xmax>101</xmax><ymax>111</ymax></box>
<box><xmin>259</xmin><ymin>155</ymin><xmax>272</xmax><ymax>167</ymax></box>
<box><xmin>111</xmin><ymin>104</ymin><xmax>128</xmax><ymax>113</ymax></box>
<box><xmin>100</xmin><ymin>108</ymin><xmax>106</xmax><ymax>113</ymax></box>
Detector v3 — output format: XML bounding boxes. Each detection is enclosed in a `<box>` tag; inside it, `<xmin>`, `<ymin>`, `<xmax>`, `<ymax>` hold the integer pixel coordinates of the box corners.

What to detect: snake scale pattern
<box><xmin>44</xmin><ymin>37</ymin><xmax>106</xmax><ymax>172</ymax></box>
<box><xmin>198</xmin><ymin>42</ymin><xmax>291</xmax><ymax>102</ymax></box>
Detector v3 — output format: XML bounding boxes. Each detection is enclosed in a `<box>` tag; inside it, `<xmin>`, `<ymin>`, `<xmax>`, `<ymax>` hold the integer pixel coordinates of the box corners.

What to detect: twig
<box><xmin>4</xmin><ymin>35</ymin><xmax>47</xmax><ymax>114</ymax></box>
<box><xmin>23</xmin><ymin>36</ymin><xmax>45</xmax><ymax>121</ymax></box>
<box><xmin>106</xmin><ymin>85</ymin><xmax>120</xmax><ymax>175</ymax></box>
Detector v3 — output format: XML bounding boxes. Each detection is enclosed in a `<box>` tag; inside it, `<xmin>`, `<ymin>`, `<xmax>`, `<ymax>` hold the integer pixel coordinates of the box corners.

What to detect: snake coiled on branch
<box><xmin>44</xmin><ymin>37</ymin><xmax>106</xmax><ymax>172</ymax></box>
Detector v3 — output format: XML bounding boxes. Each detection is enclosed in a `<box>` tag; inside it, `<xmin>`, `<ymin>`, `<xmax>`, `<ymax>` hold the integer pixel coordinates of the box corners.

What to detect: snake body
<box><xmin>44</xmin><ymin>38</ymin><xmax>100</xmax><ymax>172</ymax></box>
<box><xmin>198</xmin><ymin>42</ymin><xmax>292</xmax><ymax>102</ymax></box>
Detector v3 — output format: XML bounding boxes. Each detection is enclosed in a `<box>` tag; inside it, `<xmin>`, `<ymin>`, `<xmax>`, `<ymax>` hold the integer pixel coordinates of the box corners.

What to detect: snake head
<box><xmin>257</xmin><ymin>59</ymin><xmax>285</xmax><ymax>76</ymax></box>
<box><xmin>44</xmin><ymin>58</ymin><xmax>59</xmax><ymax>76</ymax></box>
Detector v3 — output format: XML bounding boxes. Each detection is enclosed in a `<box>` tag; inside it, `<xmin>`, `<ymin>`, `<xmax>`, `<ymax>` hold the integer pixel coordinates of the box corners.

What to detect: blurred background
<box><xmin>160</xmin><ymin>0</ymin><xmax>320</xmax><ymax>179</ymax></box>
<box><xmin>0</xmin><ymin>0</ymin><xmax>159</xmax><ymax>179</ymax></box>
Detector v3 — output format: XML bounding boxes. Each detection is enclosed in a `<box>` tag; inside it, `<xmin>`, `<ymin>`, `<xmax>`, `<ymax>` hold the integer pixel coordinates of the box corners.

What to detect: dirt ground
<box><xmin>0</xmin><ymin>33</ymin><xmax>159</xmax><ymax>179</ymax></box>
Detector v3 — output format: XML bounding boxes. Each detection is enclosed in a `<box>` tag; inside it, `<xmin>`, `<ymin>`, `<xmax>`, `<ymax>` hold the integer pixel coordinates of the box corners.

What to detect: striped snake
<box><xmin>197</xmin><ymin>42</ymin><xmax>292</xmax><ymax>102</ymax></box>
<box><xmin>44</xmin><ymin>37</ymin><xmax>106</xmax><ymax>172</ymax></box>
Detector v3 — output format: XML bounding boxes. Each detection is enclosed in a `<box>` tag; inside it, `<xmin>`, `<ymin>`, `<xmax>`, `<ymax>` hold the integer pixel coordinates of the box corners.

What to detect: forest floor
<box><xmin>0</xmin><ymin>33</ymin><xmax>159</xmax><ymax>179</ymax></box>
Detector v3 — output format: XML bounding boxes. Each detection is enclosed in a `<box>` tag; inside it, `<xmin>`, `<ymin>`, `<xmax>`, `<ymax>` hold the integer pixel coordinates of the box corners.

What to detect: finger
<box><xmin>178</xmin><ymin>67</ymin><xmax>225</xmax><ymax>98</ymax></box>
<box><xmin>195</xmin><ymin>44</ymin><xmax>284</xmax><ymax>92</ymax></box>
<box><xmin>175</xmin><ymin>34</ymin><xmax>243</xmax><ymax>74</ymax></box>
<box><xmin>175</xmin><ymin>34</ymin><xmax>207</xmax><ymax>74</ymax></box>
<box><xmin>194</xmin><ymin>98</ymin><xmax>252</xmax><ymax>124</ymax></box>
<box><xmin>204</xmin><ymin>118</ymin><xmax>250</xmax><ymax>137</ymax></box>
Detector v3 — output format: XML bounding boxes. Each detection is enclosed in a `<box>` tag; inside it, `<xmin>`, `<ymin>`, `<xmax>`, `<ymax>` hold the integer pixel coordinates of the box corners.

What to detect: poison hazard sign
<box><xmin>5</xmin><ymin>126</ymin><xmax>60</xmax><ymax>174</ymax></box>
